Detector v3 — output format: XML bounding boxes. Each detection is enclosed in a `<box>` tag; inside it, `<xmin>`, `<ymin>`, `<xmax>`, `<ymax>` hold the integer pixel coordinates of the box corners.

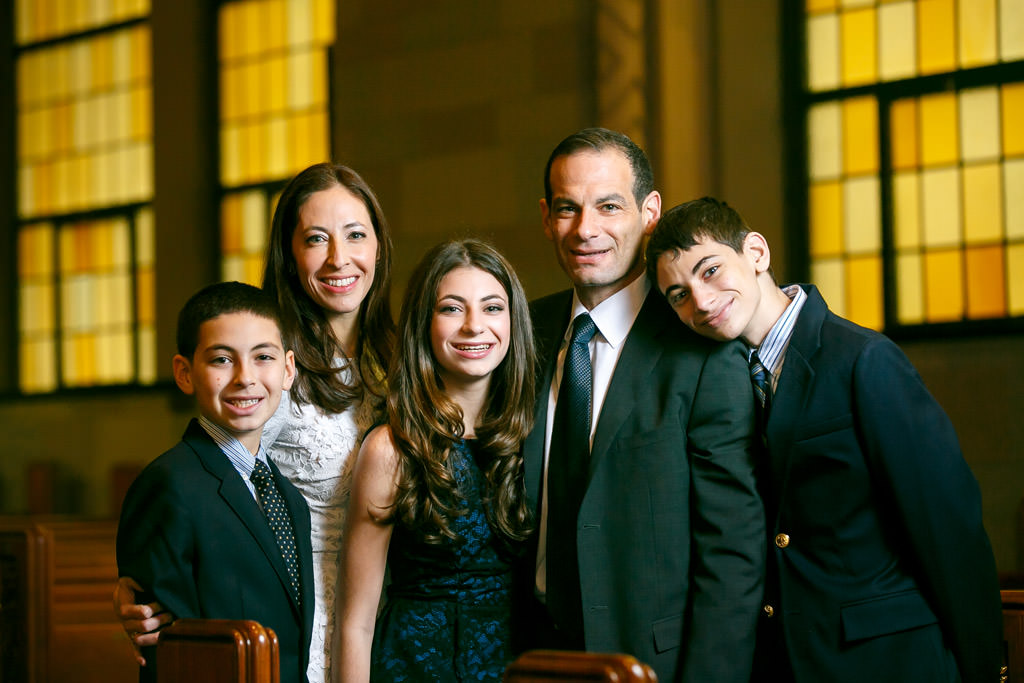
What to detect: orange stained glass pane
<box><xmin>919</xmin><ymin>92</ymin><xmax>958</xmax><ymax>166</ymax></box>
<box><xmin>806</xmin><ymin>0</ymin><xmax>838</xmax><ymax>11</ymax></box>
<box><xmin>893</xmin><ymin>171</ymin><xmax>921</xmax><ymax>249</ymax></box>
<box><xmin>924</xmin><ymin>248</ymin><xmax>964</xmax><ymax>322</ymax></box>
<box><xmin>1007</xmin><ymin>159</ymin><xmax>1024</xmax><ymax>240</ymax></box>
<box><xmin>308</xmin><ymin>109</ymin><xmax>329</xmax><ymax>162</ymax></box>
<box><xmin>959</xmin><ymin>87</ymin><xmax>1000</xmax><ymax>162</ymax></box>
<box><xmin>1009</xmin><ymin>244</ymin><xmax>1024</xmax><ymax>315</ymax></box>
<box><xmin>958</xmin><ymin>0</ymin><xmax>997</xmax><ymax>67</ymax></box>
<box><xmin>843</xmin><ymin>97</ymin><xmax>878</xmax><ymax>174</ymax></box>
<box><xmin>238</xmin><ymin>1</ymin><xmax>262</xmax><ymax>59</ymax></box>
<box><xmin>246</xmin><ymin>120</ymin><xmax>268</xmax><ymax>180</ymax></box>
<box><xmin>132</xmin><ymin>85</ymin><xmax>151</xmax><ymax>138</ymax></box>
<box><xmin>221</xmin><ymin>193</ymin><xmax>243</xmax><ymax>252</ymax></box>
<box><xmin>921</xmin><ymin>167</ymin><xmax>961</xmax><ymax>247</ymax></box>
<box><xmin>243</xmin><ymin>60</ymin><xmax>261</xmax><ymax>119</ymax></box>
<box><xmin>1003</xmin><ymin>83</ymin><xmax>1024</xmax><ymax>156</ymax></box>
<box><xmin>131</xmin><ymin>28</ymin><xmax>151</xmax><ymax>83</ymax></box>
<box><xmin>809</xmin><ymin>102</ymin><xmax>842</xmax><ymax>180</ymax></box>
<box><xmin>962</xmin><ymin>163</ymin><xmax>1002</xmax><ymax>243</ymax></box>
<box><xmin>807</xmin><ymin>14</ymin><xmax>840</xmax><ymax>92</ymax></box>
<box><xmin>245</xmin><ymin>255</ymin><xmax>264</xmax><ymax>287</ymax></box>
<box><xmin>841</xmin><ymin>8</ymin><xmax>877</xmax><ymax>86</ymax></box>
<box><xmin>811</xmin><ymin>258</ymin><xmax>846</xmax><ymax>317</ymax></box>
<box><xmin>890</xmin><ymin>98</ymin><xmax>919</xmax><ymax>170</ymax></box>
<box><xmin>92</xmin><ymin>35</ymin><xmax>114</xmax><ymax>90</ymax></box>
<box><xmin>918</xmin><ymin>0</ymin><xmax>956</xmax><ymax>74</ymax></box>
<box><xmin>137</xmin><ymin>267</ymin><xmax>155</xmax><ymax>324</ymax></box>
<box><xmin>268</xmin><ymin>55</ymin><xmax>287</xmax><ymax>114</ymax></box>
<box><xmin>1002</xmin><ymin>0</ymin><xmax>1024</xmax><ymax>61</ymax></box>
<box><xmin>845</xmin><ymin>255</ymin><xmax>883</xmax><ymax>329</ymax></box>
<box><xmin>810</xmin><ymin>181</ymin><xmax>843</xmax><ymax>257</ymax></box>
<box><xmin>219</xmin><ymin>1</ymin><xmax>239</xmax><ymax>61</ymax></box>
<box><xmin>843</xmin><ymin>176</ymin><xmax>881</xmax><ymax>254</ymax></box>
<box><xmin>267</xmin><ymin>0</ymin><xmax>287</xmax><ymax>51</ymax></box>
<box><xmin>965</xmin><ymin>245</ymin><xmax>1006</xmax><ymax>318</ymax></box>
<box><xmin>896</xmin><ymin>252</ymin><xmax>924</xmax><ymax>324</ymax></box>
<box><xmin>19</xmin><ymin>223</ymin><xmax>54</xmax><ymax>277</ymax></box>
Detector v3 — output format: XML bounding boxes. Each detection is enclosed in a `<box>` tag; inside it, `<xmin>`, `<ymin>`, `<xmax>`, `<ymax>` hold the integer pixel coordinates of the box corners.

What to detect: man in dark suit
<box><xmin>646</xmin><ymin>197</ymin><xmax>1003</xmax><ymax>683</ymax></box>
<box><xmin>522</xmin><ymin>128</ymin><xmax>764</xmax><ymax>682</ymax></box>
<box><xmin>117</xmin><ymin>282</ymin><xmax>314</xmax><ymax>683</ymax></box>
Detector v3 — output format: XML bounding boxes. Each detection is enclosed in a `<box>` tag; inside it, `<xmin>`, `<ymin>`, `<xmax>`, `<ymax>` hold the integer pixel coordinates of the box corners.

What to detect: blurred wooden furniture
<box><xmin>1003</xmin><ymin>589</ymin><xmax>1024</xmax><ymax>683</ymax></box>
<box><xmin>156</xmin><ymin>619</ymin><xmax>279</xmax><ymax>683</ymax></box>
<box><xmin>504</xmin><ymin>650</ymin><xmax>658</xmax><ymax>682</ymax></box>
<box><xmin>0</xmin><ymin>516</ymin><xmax>135</xmax><ymax>683</ymax></box>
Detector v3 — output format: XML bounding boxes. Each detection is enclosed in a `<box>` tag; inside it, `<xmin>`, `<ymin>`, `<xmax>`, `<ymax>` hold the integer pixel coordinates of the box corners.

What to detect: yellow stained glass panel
<box><xmin>893</xmin><ymin>171</ymin><xmax>921</xmax><ymax>250</ymax></box>
<box><xmin>1006</xmin><ymin>159</ymin><xmax>1024</xmax><ymax>239</ymax></box>
<box><xmin>897</xmin><ymin>252</ymin><xmax>924</xmax><ymax>324</ymax></box>
<box><xmin>963</xmin><ymin>163</ymin><xmax>1002</xmax><ymax>244</ymax></box>
<box><xmin>965</xmin><ymin>245</ymin><xmax>1006</xmax><ymax>318</ymax></box>
<box><xmin>879</xmin><ymin>1</ymin><xmax>916</xmax><ymax>81</ymax></box>
<box><xmin>841</xmin><ymin>8</ymin><xmax>877</xmax><ymax>86</ymax></box>
<box><xmin>920</xmin><ymin>92</ymin><xmax>958</xmax><ymax>167</ymax></box>
<box><xmin>890</xmin><ymin>98</ymin><xmax>918</xmax><ymax>170</ymax></box>
<box><xmin>1002</xmin><ymin>0</ymin><xmax>1024</xmax><ymax>61</ymax></box>
<box><xmin>921</xmin><ymin>167</ymin><xmax>961</xmax><ymax>247</ymax></box>
<box><xmin>1003</xmin><ymin>83</ymin><xmax>1024</xmax><ymax>156</ymax></box>
<box><xmin>842</xmin><ymin>97</ymin><xmax>878</xmax><ymax>174</ymax></box>
<box><xmin>843</xmin><ymin>176</ymin><xmax>880</xmax><ymax>254</ymax></box>
<box><xmin>20</xmin><ymin>339</ymin><xmax>57</xmax><ymax>394</ymax></box>
<box><xmin>958</xmin><ymin>0</ymin><xmax>997</xmax><ymax>68</ymax></box>
<box><xmin>924</xmin><ymin>249</ymin><xmax>963</xmax><ymax>322</ymax></box>
<box><xmin>959</xmin><ymin>87</ymin><xmax>1000</xmax><ymax>162</ymax></box>
<box><xmin>809</xmin><ymin>102</ymin><xmax>842</xmax><ymax>180</ymax></box>
<box><xmin>1009</xmin><ymin>244</ymin><xmax>1024</xmax><ymax>315</ymax></box>
<box><xmin>846</xmin><ymin>255</ymin><xmax>883</xmax><ymax>329</ymax></box>
<box><xmin>810</xmin><ymin>181</ymin><xmax>842</xmax><ymax>257</ymax></box>
<box><xmin>807</xmin><ymin>0</ymin><xmax>837</xmax><ymax>11</ymax></box>
<box><xmin>807</xmin><ymin>14</ymin><xmax>840</xmax><ymax>92</ymax></box>
<box><xmin>918</xmin><ymin>0</ymin><xmax>956</xmax><ymax>74</ymax></box>
<box><xmin>811</xmin><ymin>258</ymin><xmax>846</xmax><ymax>318</ymax></box>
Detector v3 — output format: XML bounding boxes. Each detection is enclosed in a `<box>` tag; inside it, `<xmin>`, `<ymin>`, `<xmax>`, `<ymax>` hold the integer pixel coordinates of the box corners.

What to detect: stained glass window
<box><xmin>14</xmin><ymin>2</ymin><xmax>156</xmax><ymax>393</ymax></box>
<box><xmin>218</xmin><ymin>0</ymin><xmax>335</xmax><ymax>284</ymax></box>
<box><xmin>803</xmin><ymin>0</ymin><xmax>1024</xmax><ymax>330</ymax></box>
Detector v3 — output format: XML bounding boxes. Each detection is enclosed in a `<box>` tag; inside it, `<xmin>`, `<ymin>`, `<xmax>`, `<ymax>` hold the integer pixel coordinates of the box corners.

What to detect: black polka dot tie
<box><xmin>251</xmin><ymin>459</ymin><xmax>301</xmax><ymax>604</ymax></box>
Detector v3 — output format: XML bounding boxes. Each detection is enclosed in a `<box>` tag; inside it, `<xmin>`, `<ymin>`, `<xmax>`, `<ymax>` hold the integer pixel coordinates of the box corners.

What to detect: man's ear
<box><xmin>282</xmin><ymin>350</ymin><xmax>296</xmax><ymax>391</ymax></box>
<box><xmin>743</xmin><ymin>232</ymin><xmax>772</xmax><ymax>274</ymax></box>
<box><xmin>641</xmin><ymin>191</ymin><xmax>662</xmax><ymax>235</ymax></box>
<box><xmin>172</xmin><ymin>354</ymin><xmax>195</xmax><ymax>395</ymax></box>
<box><xmin>539</xmin><ymin>198</ymin><xmax>554</xmax><ymax>242</ymax></box>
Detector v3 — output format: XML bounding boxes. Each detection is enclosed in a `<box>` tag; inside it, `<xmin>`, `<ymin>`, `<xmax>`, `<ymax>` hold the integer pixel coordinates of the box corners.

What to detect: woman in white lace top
<box><xmin>116</xmin><ymin>163</ymin><xmax>395</xmax><ymax>683</ymax></box>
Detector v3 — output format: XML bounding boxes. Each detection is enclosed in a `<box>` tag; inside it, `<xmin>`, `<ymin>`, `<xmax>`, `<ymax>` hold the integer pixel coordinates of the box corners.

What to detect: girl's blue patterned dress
<box><xmin>371</xmin><ymin>439</ymin><xmax>513</xmax><ymax>682</ymax></box>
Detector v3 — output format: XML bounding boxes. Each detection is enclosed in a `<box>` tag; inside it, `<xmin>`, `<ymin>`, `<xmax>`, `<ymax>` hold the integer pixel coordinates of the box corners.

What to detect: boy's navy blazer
<box><xmin>523</xmin><ymin>288</ymin><xmax>764</xmax><ymax>683</ymax></box>
<box><xmin>117</xmin><ymin>418</ymin><xmax>314</xmax><ymax>683</ymax></box>
<box><xmin>755</xmin><ymin>285</ymin><xmax>1002</xmax><ymax>683</ymax></box>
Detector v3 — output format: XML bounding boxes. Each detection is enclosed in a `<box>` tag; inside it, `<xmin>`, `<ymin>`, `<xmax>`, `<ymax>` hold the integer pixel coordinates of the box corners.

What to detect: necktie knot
<box><xmin>748</xmin><ymin>350</ymin><xmax>772</xmax><ymax>432</ymax></box>
<box><xmin>570</xmin><ymin>313</ymin><xmax>597</xmax><ymax>347</ymax></box>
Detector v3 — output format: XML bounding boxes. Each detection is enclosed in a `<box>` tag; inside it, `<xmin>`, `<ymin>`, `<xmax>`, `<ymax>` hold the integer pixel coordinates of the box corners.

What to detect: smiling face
<box><xmin>541</xmin><ymin>149</ymin><xmax>661</xmax><ymax>309</ymax></box>
<box><xmin>173</xmin><ymin>312</ymin><xmax>295</xmax><ymax>454</ymax></box>
<box><xmin>291</xmin><ymin>185</ymin><xmax>378</xmax><ymax>341</ymax></box>
<box><xmin>430</xmin><ymin>266</ymin><xmax>511</xmax><ymax>391</ymax></box>
<box><xmin>655</xmin><ymin>233</ymin><xmax>775</xmax><ymax>346</ymax></box>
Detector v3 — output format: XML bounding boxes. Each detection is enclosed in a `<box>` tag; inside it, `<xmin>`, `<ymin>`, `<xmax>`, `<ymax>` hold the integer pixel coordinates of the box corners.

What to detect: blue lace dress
<box><xmin>371</xmin><ymin>439</ymin><xmax>514</xmax><ymax>682</ymax></box>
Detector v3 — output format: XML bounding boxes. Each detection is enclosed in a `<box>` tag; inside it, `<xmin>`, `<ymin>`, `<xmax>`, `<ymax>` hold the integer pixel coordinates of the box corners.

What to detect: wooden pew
<box><xmin>0</xmin><ymin>517</ymin><xmax>136</xmax><ymax>683</ymax></box>
<box><xmin>156</xmin><ymin>619</ymin><xmax>279</xmax><ymax>683</ymax></box>
<box><xmin>1003</xmin><ymin>589</ymin><xmax>1024</xmax><ymax>683</ymax></box>
<box><xmin>504</xmin><ymin>650</ymin><xmax>659</xmax><ymax>682</ymax></box>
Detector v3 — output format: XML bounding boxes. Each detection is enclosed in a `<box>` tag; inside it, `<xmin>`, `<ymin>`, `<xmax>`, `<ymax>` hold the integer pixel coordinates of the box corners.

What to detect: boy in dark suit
<box><xmin>117</xmin><ymin>281</ymin><xmax>313</xmax><ymax>683</ymax></box>
<box><xmin>646</xmin><ymin>197</ymin><xmax>1003</xmax><ymax>683</ymax></box>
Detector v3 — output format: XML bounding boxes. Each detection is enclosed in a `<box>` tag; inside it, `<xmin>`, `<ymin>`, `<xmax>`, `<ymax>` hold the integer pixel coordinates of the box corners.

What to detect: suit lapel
<box><xmin>588</xmin><ymin>292</ymin><xmax>668</xmax><ymax>475</ymax></box>
<box><xmin>183</xmin><ymin>421</ymin><xmax>303</xmax><ymax>616</ymax></box>
<box><xmin>765</xmin><ymin>286</ymin><xmax>825</xmax><ymax>526</ymax></box>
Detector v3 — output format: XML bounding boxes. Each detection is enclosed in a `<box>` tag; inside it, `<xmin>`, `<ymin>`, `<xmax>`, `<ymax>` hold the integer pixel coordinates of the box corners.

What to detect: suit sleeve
<box><xmin>680</xmin><ymin>339</ymin><xmax>765</xmax><ymax>683</ymax></box>
<box><xmin>116</xmin><ymin>465</ymin><xmax>202</xmax><ymax>623</ymax></box>
<box><xmin>852</xmin><ymin>338</ymin><xmax>1002</xmax><ymax>683</ymax></box>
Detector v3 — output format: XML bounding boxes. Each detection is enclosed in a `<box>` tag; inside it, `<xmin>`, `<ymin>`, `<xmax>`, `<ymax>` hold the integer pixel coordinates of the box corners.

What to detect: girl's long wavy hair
<box><xmin>388</xmin><ymin>239</ymin><xmax>536</xmax><ymax>546</ymax></box>
<box><xmin>262</xmin><ymin>163</ymin><xmax>395</xmax><ymax>412</ymax></box>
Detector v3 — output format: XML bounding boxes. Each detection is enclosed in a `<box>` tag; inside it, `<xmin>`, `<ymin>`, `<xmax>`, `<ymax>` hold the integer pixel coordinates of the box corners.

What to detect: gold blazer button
<box><xmin>775</xmin><ymin>533</ymin><xmax>790</xmax><ymax>548</ymax></box>
<box><xmin>762</xmin><ymin>604</ymin><xmax>775</xmax><ymax>617</ymax></box>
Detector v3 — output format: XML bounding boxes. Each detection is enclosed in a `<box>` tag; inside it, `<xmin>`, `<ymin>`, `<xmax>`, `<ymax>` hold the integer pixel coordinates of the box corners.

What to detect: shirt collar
<box><xmin>198</xmin><ymin>415</ymin><xmax>267</xmax><ymax>476</ymax></box>
<box><xmin>752</xmin><ymin>283</ymin><xmax>807</xmax><ymax>375</ymax></box>
<box><xmin>567</xmin><ymin>274</ymin><xmax>650</xmax><ymax>349</ymax></box>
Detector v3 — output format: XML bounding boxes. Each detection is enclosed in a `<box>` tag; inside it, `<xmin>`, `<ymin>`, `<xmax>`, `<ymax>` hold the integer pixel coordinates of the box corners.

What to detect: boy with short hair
<box><xmin>646</xmin><ymin>197</ymin><xmax>1002</xmax><ymax>683</ymax></box>
<box><xmin>117</xmin><ymin>281</ymin><xmax>313</xmax><ymax>683</ymax></box>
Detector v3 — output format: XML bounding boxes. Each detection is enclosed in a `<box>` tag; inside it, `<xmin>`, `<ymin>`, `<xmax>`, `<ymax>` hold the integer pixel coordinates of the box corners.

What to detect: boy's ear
<box><xmin>282</xmin><ymin>350</ymin><xmax>296</xmax><ymax>391</ymax></box>
<box><xmin>172</xmin><ymin>354</ymin><xmax>195</xmax><ymax>395</ymax></box>
<box><xmin>742</xmin><ymin>232</ymin><xmax>772</xmax><ymax>274</ymax></box>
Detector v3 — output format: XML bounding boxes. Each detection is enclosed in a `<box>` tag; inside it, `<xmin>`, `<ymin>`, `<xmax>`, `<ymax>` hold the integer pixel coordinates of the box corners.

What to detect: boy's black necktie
<box><xmin>251</xmin><ymin>459</ymin><xmax>301</xmax><ymax>605</ymax></box>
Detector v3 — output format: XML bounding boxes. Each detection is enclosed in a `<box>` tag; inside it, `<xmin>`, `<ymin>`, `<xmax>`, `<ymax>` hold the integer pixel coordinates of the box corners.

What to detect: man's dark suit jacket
<box><xmin>117</xmin><ymin>419</ymin><xmax>315</xmax><ymax>683</ymax></box>
<box><xmin>523</xmin><ymin>287</ymin><xmax>765</xmax><ymax>683</ymax></box>
<box><xmin>753</xmin><ymin>285</ymin><xmax>1002</xmax><ymax>683</ymax></box>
